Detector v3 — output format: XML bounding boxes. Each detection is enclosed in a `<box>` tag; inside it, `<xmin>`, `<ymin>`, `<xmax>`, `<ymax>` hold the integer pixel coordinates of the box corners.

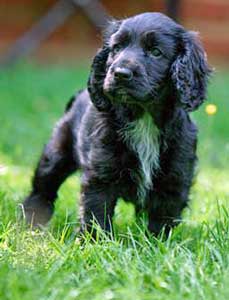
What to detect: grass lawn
<box><xmin>0</xmin><ymin>63</ymin><xmax>229</xmax><ymax>300</ymax></box>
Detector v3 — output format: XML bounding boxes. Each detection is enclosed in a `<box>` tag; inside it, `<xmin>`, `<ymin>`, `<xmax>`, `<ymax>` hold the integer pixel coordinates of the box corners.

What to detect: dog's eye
<box><xmin>112</xmin><ymin>44</ymin><xmax>122</xmax><ymax>54</ymax></box>
<box><xmin>150</xmin><ymin>47</ymin><xmax>162</xmax><ymax>58</ymax></box>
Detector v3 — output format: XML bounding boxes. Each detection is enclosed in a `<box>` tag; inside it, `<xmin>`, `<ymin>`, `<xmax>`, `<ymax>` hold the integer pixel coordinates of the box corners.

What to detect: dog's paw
<box><xmin>21</xmin><ymin>194</ymin><xmax>54</xmax><ymax>228</ymax></box>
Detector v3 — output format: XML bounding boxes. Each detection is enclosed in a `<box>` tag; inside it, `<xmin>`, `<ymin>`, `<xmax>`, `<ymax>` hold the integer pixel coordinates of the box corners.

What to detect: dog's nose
<box><xmin>114</xmin><ymin>67</ymin><xmax>133</xmax><ymax>81</ymax></box>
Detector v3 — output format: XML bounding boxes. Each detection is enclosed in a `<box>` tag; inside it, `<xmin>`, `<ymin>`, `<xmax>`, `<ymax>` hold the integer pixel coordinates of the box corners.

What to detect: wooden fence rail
<box><xmin>0</xmin><ymin>0</ymin><xmax>179</xmax><ymax>66</ymax></box>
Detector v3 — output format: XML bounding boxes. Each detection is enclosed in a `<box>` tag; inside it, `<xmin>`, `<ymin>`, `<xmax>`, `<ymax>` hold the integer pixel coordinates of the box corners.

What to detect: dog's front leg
<box><xmin>147</xmin><ymin>189</ymin><xmax>189</xmax><ymax>237</ymax></box>
<box><xmin>79</xmin><ymin>181</ymin><xmax>117</xmax><ymax>236</ymax></box>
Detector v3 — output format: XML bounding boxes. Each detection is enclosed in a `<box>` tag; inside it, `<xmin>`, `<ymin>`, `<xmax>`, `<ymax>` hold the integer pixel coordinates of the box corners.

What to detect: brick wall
<box><xmin>0</xmin><ymin>0</ymin><xmax>228</xmax><ymax>63</ymax></box>
<box><xmin>182</xmin><ymin>0</ymin><xmax>229</xmax><ymax>59</ymax></box>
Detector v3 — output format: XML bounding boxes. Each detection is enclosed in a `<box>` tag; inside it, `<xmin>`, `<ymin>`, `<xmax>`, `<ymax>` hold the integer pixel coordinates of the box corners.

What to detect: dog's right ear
<box><xmin>88</xmin><ymin>20</ymin><xmax>122</xmax><ymax>112</ymax></box>
<box><xmin>87</xmin><ymin>47</ymin><xmax>111</xmax><ymax>112</ymax></box>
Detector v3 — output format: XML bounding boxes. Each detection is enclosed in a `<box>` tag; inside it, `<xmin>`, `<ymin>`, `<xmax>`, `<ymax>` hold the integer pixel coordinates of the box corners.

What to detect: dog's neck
<box><xmin>111</xmin><ymin>85</ymin><xmax>176</xmax><ymax>129</ymax></box>
<box><xmin>120</xmin><ymin>112</ymin><xmax>160</xmax><ymax>202</ymax></box>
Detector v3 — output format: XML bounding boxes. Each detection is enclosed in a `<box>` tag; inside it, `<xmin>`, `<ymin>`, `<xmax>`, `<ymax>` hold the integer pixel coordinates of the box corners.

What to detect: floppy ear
<box><xmin>88</xmin><ymin>47</ymin><xmax>111</xmax><ymax>111</ymax></box>
<box><xmin>171</xmin><ymin>31</ymin><xmax>212</xmax><ymax>111</ymax></box>
<box><xmin>88</xmin><ymin>20</ymin><xmax>122</xmax><ymax>112</ymax></box>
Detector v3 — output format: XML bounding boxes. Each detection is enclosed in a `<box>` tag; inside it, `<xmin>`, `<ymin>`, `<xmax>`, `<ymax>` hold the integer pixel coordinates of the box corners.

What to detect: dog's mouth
<box><xmin>104</xmin><ymin>86</ymin><xmax>136</xmax><ymax>104</ymax></box>
<box><xmin>103</xmin><ymin>83</ymin><xmax>150</xmax><ymax>105</ymax></box>
<box><xmin>112</xmin><ymin>86</ymin><xmax>133</xmax><ymax>99</ymax></box>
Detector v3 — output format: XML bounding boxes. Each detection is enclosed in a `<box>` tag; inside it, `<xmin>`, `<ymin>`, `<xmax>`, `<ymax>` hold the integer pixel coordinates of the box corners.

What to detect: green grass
<box><xmin>0</xmin><ymin>63</ymin><xmax>229</xmax><ymax>300</ymax></box>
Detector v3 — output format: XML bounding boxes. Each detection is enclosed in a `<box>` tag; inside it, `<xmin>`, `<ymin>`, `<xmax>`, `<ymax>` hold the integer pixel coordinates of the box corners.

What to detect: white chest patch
<box><xmin>121</xmin><ymin>112</ymin><xmax>160</xmax><ymax>202</ymax></box>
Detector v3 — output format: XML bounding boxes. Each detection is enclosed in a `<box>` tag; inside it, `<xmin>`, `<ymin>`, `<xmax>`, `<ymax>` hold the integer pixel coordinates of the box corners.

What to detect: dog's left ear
<box><xmin>171</xmin><ymin>31</ymin><xmax>212</xmax><ymax>111</ymax></box>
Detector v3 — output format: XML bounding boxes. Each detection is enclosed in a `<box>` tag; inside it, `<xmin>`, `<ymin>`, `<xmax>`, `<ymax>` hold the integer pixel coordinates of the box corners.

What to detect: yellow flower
<box><xmin>205</xmin><ymin>104</ymin><xmax>217</xmax><ymax>115</ymax></box>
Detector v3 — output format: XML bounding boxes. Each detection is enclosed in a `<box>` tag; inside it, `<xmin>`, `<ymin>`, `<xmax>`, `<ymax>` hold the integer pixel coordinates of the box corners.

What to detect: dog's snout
<box><xmin>114</xmin><ymin>67</ymin><xmax>133</xmax><ymax>81</ymax></box>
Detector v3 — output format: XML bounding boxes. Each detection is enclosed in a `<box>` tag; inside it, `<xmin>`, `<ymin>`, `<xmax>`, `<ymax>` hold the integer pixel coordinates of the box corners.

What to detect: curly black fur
<box><xmin>23</xmin><ymin>13</ymin><xmax>211</xmax><ymax>235</ymax></box>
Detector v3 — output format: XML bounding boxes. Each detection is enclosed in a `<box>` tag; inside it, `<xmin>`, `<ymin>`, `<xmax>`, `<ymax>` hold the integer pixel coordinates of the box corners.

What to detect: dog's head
<box><xmin>88</xmin><ymin>12</ymin><xmax>211</xmax><ymax>112</ymax></box>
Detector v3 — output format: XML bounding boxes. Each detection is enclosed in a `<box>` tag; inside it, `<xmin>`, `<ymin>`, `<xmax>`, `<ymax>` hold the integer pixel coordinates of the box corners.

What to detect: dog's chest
<box><xmin>121</xmin><ymin>112</ymin><xmax>160</xmax><ymax>201</ymax></box>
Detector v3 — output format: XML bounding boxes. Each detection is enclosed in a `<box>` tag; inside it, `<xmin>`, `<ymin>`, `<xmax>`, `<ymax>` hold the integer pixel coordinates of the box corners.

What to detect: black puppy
<box><xmin>23</xmin><ymin>12</ymin><xmax>211</xmax><ymax>235</ymax></box>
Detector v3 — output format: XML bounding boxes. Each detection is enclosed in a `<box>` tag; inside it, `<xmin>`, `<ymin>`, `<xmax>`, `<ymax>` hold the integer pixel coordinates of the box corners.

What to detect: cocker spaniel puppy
<box><xmin>23</xmin><ymin>12</ymin><xmax>211</xmax><ymax>235</ymax></box>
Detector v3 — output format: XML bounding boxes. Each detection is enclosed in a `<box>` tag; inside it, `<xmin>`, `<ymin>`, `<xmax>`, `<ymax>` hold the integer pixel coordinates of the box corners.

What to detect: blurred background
<box><xmin>0</xmin><ymin>0</ymin><xmax>229</xmax><ymax>64</ymax></box>
<box><xmin>0</xmin><ymin>0</ymin><xmax>228</xmax><ymax>201</ymax></box>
